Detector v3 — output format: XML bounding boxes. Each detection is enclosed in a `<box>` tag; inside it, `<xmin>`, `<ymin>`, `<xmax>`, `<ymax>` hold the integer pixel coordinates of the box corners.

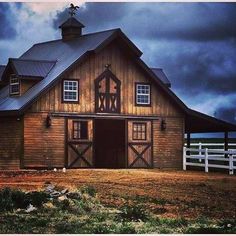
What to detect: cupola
<box><xmin>59</xmin><ymin>4</ymin><xmax>85</xmax><ymax>41</ymax></box>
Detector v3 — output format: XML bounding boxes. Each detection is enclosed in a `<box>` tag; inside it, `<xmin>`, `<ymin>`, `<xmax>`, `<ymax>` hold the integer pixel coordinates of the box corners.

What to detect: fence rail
<box><xmin>183</xmin><ymin>147</ymin><xmax>236</xmax><ymax>175</ymax></box>
<box><xmin>184</xmin><ymin>142</ymin><xmax>236</xmax><ymax>150</ymax></box>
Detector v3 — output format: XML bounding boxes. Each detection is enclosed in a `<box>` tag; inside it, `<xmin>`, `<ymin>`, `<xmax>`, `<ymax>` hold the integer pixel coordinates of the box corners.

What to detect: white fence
<box><xmin>183</xmin><ymin>146</ymin><xmax>236</xmax><ymax>175</ymax></box>
<box><xmin>184</xmin><ymin>142</ymin><xmax>236</xmax><ymax>152</ymax></box>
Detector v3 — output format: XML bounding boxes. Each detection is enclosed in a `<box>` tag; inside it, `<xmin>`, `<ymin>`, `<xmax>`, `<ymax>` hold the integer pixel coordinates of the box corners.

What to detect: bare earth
<box><xmin>0</xmin><ymin>169</ymin><xmax>235</xmax><ymax>219</ymax></box>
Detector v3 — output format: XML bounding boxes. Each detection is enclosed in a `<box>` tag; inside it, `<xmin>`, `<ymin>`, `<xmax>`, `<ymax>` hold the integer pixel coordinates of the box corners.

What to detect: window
<box><xmin>135</xmin><ymin>83</ymin><xmax>151</xmax><ymax>105</ymax></box>
<box><xmin>73</xmin><ymin>121</ymin><xmax>88</xmax><ymax>139</ymax></box>
<box><xmin>132</xmin><ymin>122</ymin><xmax>147</xmax><ymax>140</ymax></box>
<box><xmin>63</xmin><ymin>80</ymin><xmax>79</xmax><ymax>102</ymax></box>
<box><xmin>10</xmin><ymin>76</ymin><xmax>20</xmax><ymax>95</ymax></box>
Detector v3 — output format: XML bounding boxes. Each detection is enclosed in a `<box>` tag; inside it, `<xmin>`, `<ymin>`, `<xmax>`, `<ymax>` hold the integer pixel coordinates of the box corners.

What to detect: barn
<box><xmin>1</xmin><ymin>13</ymin><xmax>236</xmax><ymax>170</ymax></box>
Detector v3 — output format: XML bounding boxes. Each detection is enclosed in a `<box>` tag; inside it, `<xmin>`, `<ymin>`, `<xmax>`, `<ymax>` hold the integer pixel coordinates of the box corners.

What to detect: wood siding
<box><xmin>21</xmin><ymin>80</ymin><xmax>38</xmax><ymax>95</ymax></box>
<box><xmin>29</xmin><ymin>41</ymin><xmax>182</xmax><ymax>118</ymax></box>
<box><xmin>0</xmin><ymin>117</ymin><xmax>22</xmax><ymax>170</ymax></box>
<box><xmin>24</xmin><ymin>113</ymin><xmax>65</xmax><ymax>168</ymax></box>
<box><xmin>153</xmin><ymin>117</ymin><xmax>184</xmax><ymax>168</ymax></box>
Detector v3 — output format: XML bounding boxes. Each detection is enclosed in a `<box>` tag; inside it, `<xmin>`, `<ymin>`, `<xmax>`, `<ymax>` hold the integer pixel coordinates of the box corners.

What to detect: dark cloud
<box><xmin>53</xmin><ymin>3</ymin><xmax>236</xmax><ymax>42</ymax></box>
<box><xmin>141</xmin><ymin>39</ymin><xmax>236</xmax><ymax>102</ymax></box>
<box><xmin>0</xmin><ymin>3</ymin><xmax>17</xmax><ymax>39</ymax></box>
<box><xmin>214</xmin><ymin>107</ymin><xmax>236</xmax><ymax>124</ymax></box>
<box><xmin>128</xmin><ymin>3</ymin><xmax>236</xmax><ymax>42</ymax></box>
<box><xmin>53</xmin><ymin>2</ymin><xmax>128</xmax><ymax>32</ymax></box>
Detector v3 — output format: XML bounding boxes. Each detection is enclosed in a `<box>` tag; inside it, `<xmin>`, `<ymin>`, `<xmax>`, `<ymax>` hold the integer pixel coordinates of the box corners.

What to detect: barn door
<box><xmin>95</xmin><ymin>69</ymin><xmax>121</xmax><ymax>113</ymax></box>
<box><xmin>67</xmin><ymin>119</ymin><xmax>94</xmax><ymax>168</ymax></box>
<box><xmin>127</xmin><ymin>120</ymin><xmax>153</xmax><ymax>168</ymax></box>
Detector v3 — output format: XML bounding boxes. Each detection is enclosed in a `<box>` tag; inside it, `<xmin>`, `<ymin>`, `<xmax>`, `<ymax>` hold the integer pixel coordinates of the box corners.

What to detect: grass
<box><xmin>0</xmin><ymin>187</ymin><xmax>235</xmax><ymax>234</ymax></box>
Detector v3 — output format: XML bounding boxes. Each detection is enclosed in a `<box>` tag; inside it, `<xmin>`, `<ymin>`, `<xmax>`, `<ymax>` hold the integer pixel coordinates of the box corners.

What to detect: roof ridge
<box><xmin>33</xmin><ymin>28</ymin><xmax>121</xmax><ymax>46</ymax></box>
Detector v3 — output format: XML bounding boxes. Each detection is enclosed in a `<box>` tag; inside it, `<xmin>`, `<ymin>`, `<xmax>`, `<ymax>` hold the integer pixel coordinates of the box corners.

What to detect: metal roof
<box><xmin>0</xmin><ymin>28</ymin><xmax>119</xmax><ymax>112</ymax></box>
<box><xmin>10</xmin><ymin>58</ymin><xmax>56</xmax><ymax>78</ymax></box>
<box><xmin>0</xmin><ymin>65</ymin><xmax>6</xmax><ymax>81</ymax></box>
<box><xmin>151</xmin><ymin>68</ymin><xmax>171</xmax><ymax>88</ymax></box>
<box><xmin>59</xmin><ymin>17</ymin><xmax>85</xmax><ymax>28</ymax></box>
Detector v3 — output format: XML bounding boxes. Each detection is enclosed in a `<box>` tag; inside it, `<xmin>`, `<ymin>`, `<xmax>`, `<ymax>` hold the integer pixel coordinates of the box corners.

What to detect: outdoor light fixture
<box><xmin>161</xmin><ymin>119</ymin><xmax>166</xmax><ymax>131</ymax></box>
<box><xmin>46</xmin><ymin>114</ymin><xmax>52</xmax><ymax>128</ymax></box>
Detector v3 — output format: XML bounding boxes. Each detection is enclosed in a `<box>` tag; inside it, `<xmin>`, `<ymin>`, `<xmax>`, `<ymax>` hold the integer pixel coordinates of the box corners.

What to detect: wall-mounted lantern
<box><xmin>161</xmin><ymin>119</ymin><xmax>166</xmax><ymax>131</ymax></box>
<box><xmin>46</xmin><ymin>114</ymin><xmax>52</xmax><ymax>128</ymax></box>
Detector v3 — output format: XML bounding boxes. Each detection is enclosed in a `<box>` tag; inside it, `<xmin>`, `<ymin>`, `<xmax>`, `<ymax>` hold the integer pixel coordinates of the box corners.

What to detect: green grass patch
<box><xmin>0</xmin><ymin>187</ymin><xmax>235</xmax><ymax>234</ymax></box>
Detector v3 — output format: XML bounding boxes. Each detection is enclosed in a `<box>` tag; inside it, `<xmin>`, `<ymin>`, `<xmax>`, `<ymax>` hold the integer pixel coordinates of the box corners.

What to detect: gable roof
<box><xmin>0</xmin><ymin>28</ymin><xmax>142</xmax><ymax>114</ymax></box>
<box><xmin>7</xmin><ymin>58</ymin><xmax>56</xmax><ymax>78</ymax></box>
<box><xmin>151</xmin><ymin>68</ymin><xmax>171</xmax><ymax>88</ymax></box>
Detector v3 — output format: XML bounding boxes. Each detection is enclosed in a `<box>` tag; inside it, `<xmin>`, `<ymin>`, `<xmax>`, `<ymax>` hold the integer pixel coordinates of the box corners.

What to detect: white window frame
<box><xmin>136</xmin><ymin>83</ymin><xmax>151</xmax><ymax>105</ymax></box>
<box><xmin>10</xmin><ymin>76</ymin><xmax>20</xmax><ymax>95</ymax></box>
<box><xmin>63</xmin><ymin>80</ymin><xmax>79</xmax><ymax>102</ymax></box>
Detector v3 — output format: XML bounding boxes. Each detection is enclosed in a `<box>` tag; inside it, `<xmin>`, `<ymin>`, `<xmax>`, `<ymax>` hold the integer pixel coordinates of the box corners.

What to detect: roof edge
<box><xmin>187</xmin><ymin>108</ymin><xmax>236</xmax><ymax>130</ymax></box>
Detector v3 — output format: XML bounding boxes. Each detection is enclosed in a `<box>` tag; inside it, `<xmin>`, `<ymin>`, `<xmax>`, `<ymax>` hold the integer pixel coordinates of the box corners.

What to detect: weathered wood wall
<box><xmin>153</xmin><ymin>117</ymin><xmax>184</xmax><ymax>168</ymax></box>
<box><xmin>24</xmin><ymin>112</ymin><xmax>65</xmax><ymax>168</ymax></box>
<box><xmin>29</xmin><ymin>41</ymin><xmax>182</xmax><ymax>118</ymax></box>
<box><xmin>0</xmin><ymin>117</ymin><xmax>22</xmax><ymax>169</ymax></box>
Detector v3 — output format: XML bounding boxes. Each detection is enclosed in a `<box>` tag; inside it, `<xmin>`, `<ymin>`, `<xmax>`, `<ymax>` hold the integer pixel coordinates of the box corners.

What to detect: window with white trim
<box><xmin>63</xmin><ymin>80</ymin><xmax>79</xmax><ymax>102</ymax></box>
<box><xmin>10</xmin><ymin>76</ymin><xmax>20</xmax><ymax>95</ymax></box>
<box><xmin>136</xmin><ymin>83</ymin><xmax>150</xmax><ymax>105</ymax></box>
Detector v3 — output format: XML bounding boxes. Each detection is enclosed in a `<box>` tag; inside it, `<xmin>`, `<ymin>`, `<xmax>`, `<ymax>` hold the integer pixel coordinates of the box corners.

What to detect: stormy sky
<box><xmin>0</xmin><ymin>2</ymin><xmax>236</xmax><ymax>128</ymax></box>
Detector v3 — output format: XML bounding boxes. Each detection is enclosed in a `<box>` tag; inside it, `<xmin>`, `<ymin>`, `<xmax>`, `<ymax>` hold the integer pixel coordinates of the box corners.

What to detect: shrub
<box><xmin>0</xmin><ymin>188</ymin><xmax>49</xmax><ymax>212</ymax></box>
<box><xmin>27</xmin><ymin>191</ymin><xmax>49</xmax><ymax>207</ymax></box>
<box><xmin>0</xmin><ymin>188</ymin><xmax>30</xmax><ymax>211</ymax></box>
<box><xmin>80</xmin><ymin>185</ymin><xmax>96</xmax><ymax>197</ymax></box>
<box><xmin>0</xmin><ymin>188</ymin><xmax>15</xmax><ymax>211</ymax></box>
<box><xmin>117</xmin><ymin>205</ymin><xmax>149</xmax><ymax>222</ymax></box>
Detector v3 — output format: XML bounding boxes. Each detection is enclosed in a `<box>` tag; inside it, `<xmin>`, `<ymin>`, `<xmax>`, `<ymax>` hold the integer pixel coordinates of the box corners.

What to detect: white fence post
<box><xmin>205</xmin><ymin>148</ymin><xmax>209</xmax><ymax>173</ymax></box>
<box><xmin>199</xmin><ymin>142</ymin><xmax>202</xmax><ymax>162</ymax></box>
<box><xmin>183</xmin><ymin>146</ymin><xmax>186</xmax><ymax>171</ymax></box>
<box><xmin>229</xmin><ymin>152</ymin><xmax>234</xmax><ymax>175</ymax></box>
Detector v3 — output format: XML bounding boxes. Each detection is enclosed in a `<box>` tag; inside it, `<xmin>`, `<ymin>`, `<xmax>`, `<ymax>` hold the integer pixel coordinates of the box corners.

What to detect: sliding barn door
<box><xmin>67</xmin><ymin>119</ymin><xmax>94</xmax><ymax>168</ymax></box>
<box><xmin>127</xmin><ymin>120</ymin><xmax>153</xmax><ymax>168</ymax></box>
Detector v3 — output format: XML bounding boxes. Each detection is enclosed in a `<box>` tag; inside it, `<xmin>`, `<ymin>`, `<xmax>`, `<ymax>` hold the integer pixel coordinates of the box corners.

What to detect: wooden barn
<box><xmin>1</xmin><ymin>14</ymin><xmax>236</xmax><ymax>170</ymax></box>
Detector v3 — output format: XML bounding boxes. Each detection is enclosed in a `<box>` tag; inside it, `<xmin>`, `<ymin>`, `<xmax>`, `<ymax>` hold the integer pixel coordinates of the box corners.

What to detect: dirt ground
<box><xmin>0</xmin><ymin>169</ymin><xmax>235</xmax><ymax>219</ymax></box>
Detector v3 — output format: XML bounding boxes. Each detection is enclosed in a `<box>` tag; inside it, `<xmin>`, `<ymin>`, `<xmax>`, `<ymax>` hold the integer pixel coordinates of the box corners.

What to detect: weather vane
<box><xmin>69</xmin><ymin>3</ymin><xmax>79</xmax><ymax>17</ymax></box>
